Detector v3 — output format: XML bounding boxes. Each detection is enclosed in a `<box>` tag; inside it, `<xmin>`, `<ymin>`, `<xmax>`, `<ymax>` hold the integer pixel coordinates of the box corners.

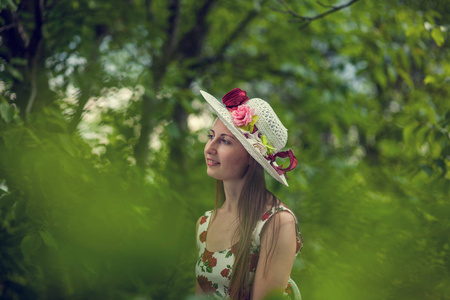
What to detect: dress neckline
<box><xmin>204</xmin><ymin>211</ymin><xmax>238</xmax><ymax>253</ymax></box>
<box><xmin>203</xmin><ymin>206</ymin><xmax>277</xmax><ymax>253</ymax></box>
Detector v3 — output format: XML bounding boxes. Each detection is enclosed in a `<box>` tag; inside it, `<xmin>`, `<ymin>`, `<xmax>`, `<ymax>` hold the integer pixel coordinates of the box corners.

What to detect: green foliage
<box><xmin>1</xmin><ymin>0</ymin><xmax>449</xmax><ymax>299</ymax></box>
<box><xmin>0</xmin><ymin>106</ymin><xmax>206</xmax><ymax>299</ymax></box>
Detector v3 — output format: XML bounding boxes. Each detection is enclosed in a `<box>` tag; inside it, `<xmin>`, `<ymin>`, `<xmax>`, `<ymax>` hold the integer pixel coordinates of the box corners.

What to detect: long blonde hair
<box><xmin>214</xmin><ymin>158</ymin><xmax>279</xmax><ymax>300</ymax></box>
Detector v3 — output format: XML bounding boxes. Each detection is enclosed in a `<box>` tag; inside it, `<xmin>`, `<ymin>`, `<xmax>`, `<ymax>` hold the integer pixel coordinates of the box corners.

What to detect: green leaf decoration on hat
<box><xmin>260</xmin><ymin>135</ymin><xmax>275</xmax><ymax>155</ymax></box>
<box><xmin>238</xmin><ymin>115</ymin><xmax>259</xmax><ymax>133</ymax></box>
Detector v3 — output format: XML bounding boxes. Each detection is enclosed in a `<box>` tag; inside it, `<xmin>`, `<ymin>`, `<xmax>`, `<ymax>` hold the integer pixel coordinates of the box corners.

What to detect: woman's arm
<box><xmin>251</xmin><ymin>211</ymin><xmax>297</xmax><ymax>300</ymax></box>
<box><xmin>195</xmin><ymin>281</ymin><xmax>203</xmax><ymax>294</ymax></box>
<box><xmin>195</xmin><ymin>216</ymin><xmax>204</xmax><ymax>296</ymax></box>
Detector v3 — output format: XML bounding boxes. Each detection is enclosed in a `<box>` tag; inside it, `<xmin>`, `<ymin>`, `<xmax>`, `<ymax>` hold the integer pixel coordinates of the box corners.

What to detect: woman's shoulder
<box><xmin>255</xmin><ymin>201</ymin><xmax>303</xmax><ymax>254</ymax></box>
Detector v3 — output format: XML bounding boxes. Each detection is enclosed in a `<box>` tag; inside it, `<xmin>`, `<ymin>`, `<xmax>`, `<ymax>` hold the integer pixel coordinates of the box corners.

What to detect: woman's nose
<box><xmin>205</xmin><ymin>139</ymin><xmax>217</xmax><ymax>154</ymax></box>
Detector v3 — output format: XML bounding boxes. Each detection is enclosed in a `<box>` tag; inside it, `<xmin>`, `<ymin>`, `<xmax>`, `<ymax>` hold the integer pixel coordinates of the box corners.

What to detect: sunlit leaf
<box><xmin>424</xmin><ymin>75</ymin><xmax>436</xmax><ymax>85</ymax></box>
<box><xmin>431</xmin><ymin>27</ymin><xmax>445</xmax><ymax>46</ymax></box>
<box><xmin>398</xmin><ymin>69</ymin><xmax>414</xmax><ymax>89</ymax></box>
<box><xmin>0</xmin><ymin>103</ymin><xmax>15</xmax><ymax>123</ymax></box>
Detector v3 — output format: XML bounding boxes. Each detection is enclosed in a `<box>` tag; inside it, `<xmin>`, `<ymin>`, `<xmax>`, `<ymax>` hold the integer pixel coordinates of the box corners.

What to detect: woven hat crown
<box><xmin>247</xmin><ymin>98</ymin><xmax>287</xmax><ymax>152</ymax></box>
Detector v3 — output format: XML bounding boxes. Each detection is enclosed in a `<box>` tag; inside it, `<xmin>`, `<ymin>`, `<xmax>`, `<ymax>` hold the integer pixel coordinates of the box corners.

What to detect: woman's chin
<box><xmin>206</xmin><ymin>169</ymin><xmax>219</xmax><ymax>180</ymax></box>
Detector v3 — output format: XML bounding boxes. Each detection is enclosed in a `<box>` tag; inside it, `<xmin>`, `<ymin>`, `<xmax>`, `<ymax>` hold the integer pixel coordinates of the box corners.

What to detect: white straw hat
<box><xmin>200</xmin><ymin>88</ymin><xmax>297</xmax><ymax>186</ymax></box>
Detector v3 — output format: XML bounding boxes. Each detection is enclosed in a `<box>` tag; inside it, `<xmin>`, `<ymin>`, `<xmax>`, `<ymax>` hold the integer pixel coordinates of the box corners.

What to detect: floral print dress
<box><xmin>195</xmin><ymin>204</ymin><xmax>303</xmax><ymax>299</ymax></box>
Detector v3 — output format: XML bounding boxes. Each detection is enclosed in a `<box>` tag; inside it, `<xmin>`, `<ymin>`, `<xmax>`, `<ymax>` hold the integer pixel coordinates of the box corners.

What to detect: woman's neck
<box><xmin>221</xmin><ymin>179</ymin><xmax>246</xmax><ymax>212</ymax></box>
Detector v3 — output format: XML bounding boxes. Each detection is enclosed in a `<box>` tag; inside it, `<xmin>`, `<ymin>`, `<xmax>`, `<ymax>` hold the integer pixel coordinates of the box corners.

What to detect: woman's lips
<box><xmin>206</xmin><ymin>158</ymin><xmax>220</xmax><ymax>166</ymax></box>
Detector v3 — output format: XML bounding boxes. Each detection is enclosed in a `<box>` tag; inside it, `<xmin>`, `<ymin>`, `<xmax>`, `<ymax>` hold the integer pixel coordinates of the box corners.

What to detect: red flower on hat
<box><xmin>222</xmin><ymin>88</ymin><xmax>249</xmax><ymax>111</ymax></box>
<box><xmin>200</xmin><ymin>216</ymin><xmax>208</xmax><ymax>225</ymax></box>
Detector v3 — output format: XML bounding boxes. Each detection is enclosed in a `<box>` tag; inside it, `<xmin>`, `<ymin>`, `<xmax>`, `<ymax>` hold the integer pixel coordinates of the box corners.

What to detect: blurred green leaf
<box><xmin>420</xmin><ymin>164</ymin><xmax>433</xmax><ymax>176</ymax></box>
<box><xmin>10</xmin><ymin>57</ymin><xmax>28</xmax><ymax>66</ymax></box>
<box><xmin>167</xmin><ymin>122</ymin><xmax>181</xmax><ymax>139</ymax></box>
<box><xmin>5</xmin><ymin>65</ymin><xmax>23</xmax><ymax>81</ymax></box>
<box><xmin>0</xmin><ymin>194</ymin><xmax>15</xmax><ymax>209</ymax></box>
<box><xmin>398</xmin><ymin>69</ymin><xmax>414</xmax><ymax>89</ymax></box>
<box><xmin>431</xmin><ymin>27</ymin><xmax>445</xmax><ymax>46</ymax></box>
<box><xmin>0</xmin><ymin>103</ymin><xmax>15</xmax><ymax>123</ymax></box>
<box><xmin>424</xmin><ymin>75</ymin><xmax>436</xmax><ymax>85</ymax></box>
<box><xmin>39</xmin><ymin>230</ymin><xmax>59</xmax><ymax>251</ymax></box>
<box><xmin>5</xmin><ymin>0</ymin><xmax>18</xmax><ymax>11</ymax></box>
<box><xmin>20</xmin><ymin>233</ymin><xmax>42</xmax><ymax>259</ymax></box>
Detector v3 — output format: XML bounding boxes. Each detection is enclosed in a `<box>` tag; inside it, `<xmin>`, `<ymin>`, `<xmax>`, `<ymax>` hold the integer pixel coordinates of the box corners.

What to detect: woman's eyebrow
<box><xmin>209</xmin><ymin>129</ymin><xmax>235</xmax><ymax>140</ymax></box>
<box><xmin>220</xmin><ymin>133</ymin><xmax>236</xmax><ymax>140</ymax></box>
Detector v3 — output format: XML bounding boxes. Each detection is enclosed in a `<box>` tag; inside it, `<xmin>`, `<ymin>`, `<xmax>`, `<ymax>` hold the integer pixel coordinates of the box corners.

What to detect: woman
<box><xmin>195</xmin><ymin>88</ymin><xmax>303</xmax><ymax>300</ymax></box>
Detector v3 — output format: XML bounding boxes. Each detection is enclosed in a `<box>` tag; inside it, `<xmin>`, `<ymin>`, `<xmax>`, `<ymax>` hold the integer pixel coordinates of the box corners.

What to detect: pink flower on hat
<box><xmin>232</xmin><ymin>104</ymin><xmax>255</xmax><ymax>127</ymax></box>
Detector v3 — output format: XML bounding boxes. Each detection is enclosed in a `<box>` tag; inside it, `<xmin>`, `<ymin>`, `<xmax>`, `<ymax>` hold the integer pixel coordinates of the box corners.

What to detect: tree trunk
<box><xmin>134</xmin><ymin>93</ymin><xmax>156</xmax><ymax>168</ymax></box>
<box><xmin>69</xmin><ymin>24</ymin><xmax>109</xmax><ymax>133</ymax></box>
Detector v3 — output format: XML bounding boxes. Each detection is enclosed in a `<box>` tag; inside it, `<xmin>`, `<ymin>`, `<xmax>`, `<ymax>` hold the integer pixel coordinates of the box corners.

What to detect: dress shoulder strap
<box><xmin>196</xmin><ymin>210</ymin><xmax>214</xmax><ymax>253</ymax></box>
<box><xmin>252</xmin><ymin>204</ymin><xmax>303</xmax><ymax>254</ymax></box>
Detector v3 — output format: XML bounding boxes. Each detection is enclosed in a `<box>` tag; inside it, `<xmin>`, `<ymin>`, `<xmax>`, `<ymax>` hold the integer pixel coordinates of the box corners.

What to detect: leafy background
<box><xmin>0</xmin><ymin>0</ymin><xmax>449</xmax><ymax>299</ymax></box>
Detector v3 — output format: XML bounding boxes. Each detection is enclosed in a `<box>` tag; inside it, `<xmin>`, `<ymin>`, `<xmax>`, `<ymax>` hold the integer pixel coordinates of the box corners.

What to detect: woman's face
<box><xmin>204</xmin><ymin>119</ymin><xmax>251</xmax><ymax>182</ymax></box>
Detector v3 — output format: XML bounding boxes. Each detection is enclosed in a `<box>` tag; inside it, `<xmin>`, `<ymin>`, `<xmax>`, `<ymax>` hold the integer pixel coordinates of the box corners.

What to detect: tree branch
<box><xmin>0</xmin><ymin>23</ymin><xmax>16</xmax><ymax>33</ymax></box>
<box><xmin>0</xmin><ymin>9</ymin><xmax>29</xmax><ymax>56</ymax></box>
<box><xmin>176</xmin><ymin>0</ymin><xmax>217</xmax><ymax>59</ymax></box>
<box><xmin>135</xmin><ymin>0</ymin><xmax>186</xmax><ymax>168</ymax></box>
<box><xmin>150</xmin><ymin>0</ymin><xmax>182</xmax><ymax>86</ymax></box>
<box><xmin>274</xmin><ymin>0</ymin><xmax>361</xmax><ymax>27</ymax></box>
<box><xmin>163</xmin><ymin>0</ymin><xmax>181</xmax><ymax>60</ymax></box>
<box><xmin>188</xmin><ymin>0</ymin><xmax>268</xmax><ymax>70</ymax></box>
<box><xmin>136</xmin><ymin>0</ymin><xmax>218</xmax><ymax>168</ymax></box>
<box><xmin>69</xmin><ymin>24</ymin><xmax>109</xmax><ymax>133</ymax></box>
<box><xmin>216</xmin><ymin>1</ymin><xmax>267</xmax><ymax>59</ymax></box>
<box><xmin>317</xmin><ymin>1</ymin><xmax>335</xmax><ymax>8</ymax></box>
<box><xmin>145</xmin><ymin>0</ymin><xmax>154</xmax><ymax>21</ymax></box>
<box><xmin>25</xmin><ymin>0</ymin><xmax>45</xmax><ymax>117</ymax></box>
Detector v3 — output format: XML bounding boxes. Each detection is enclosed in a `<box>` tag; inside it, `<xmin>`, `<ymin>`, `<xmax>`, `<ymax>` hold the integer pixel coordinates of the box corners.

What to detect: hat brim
<box><xmin>200</xmin><ymin>90</ymin><xmax>288</xmax><ymax>186</ymax></box>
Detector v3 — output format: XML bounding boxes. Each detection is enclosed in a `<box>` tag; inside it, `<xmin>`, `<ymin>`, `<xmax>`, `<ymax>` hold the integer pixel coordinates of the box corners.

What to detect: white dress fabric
<box><xmin>195</xmin><ymin>203</ymin><xmax>303</xmax><ymax>299</ymax></box>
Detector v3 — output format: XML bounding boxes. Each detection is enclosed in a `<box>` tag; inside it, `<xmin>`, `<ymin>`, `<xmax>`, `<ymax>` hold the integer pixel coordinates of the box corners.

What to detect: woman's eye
<box><xmin>221</xmin><ymin>139</ymin><xmax>230</xmax><ymax>145</ymax></box>
<box><xmin>207</xmin><ymin>134</ymin><xmax>214</xmax><ymax>140</ymax></box>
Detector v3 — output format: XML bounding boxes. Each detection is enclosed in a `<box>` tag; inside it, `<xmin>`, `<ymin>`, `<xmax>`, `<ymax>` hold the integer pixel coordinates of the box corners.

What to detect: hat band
<box><xmin>266</xmin><ymin>150</ymin><xmax>298</xmax><ymax>179</ymax></box>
